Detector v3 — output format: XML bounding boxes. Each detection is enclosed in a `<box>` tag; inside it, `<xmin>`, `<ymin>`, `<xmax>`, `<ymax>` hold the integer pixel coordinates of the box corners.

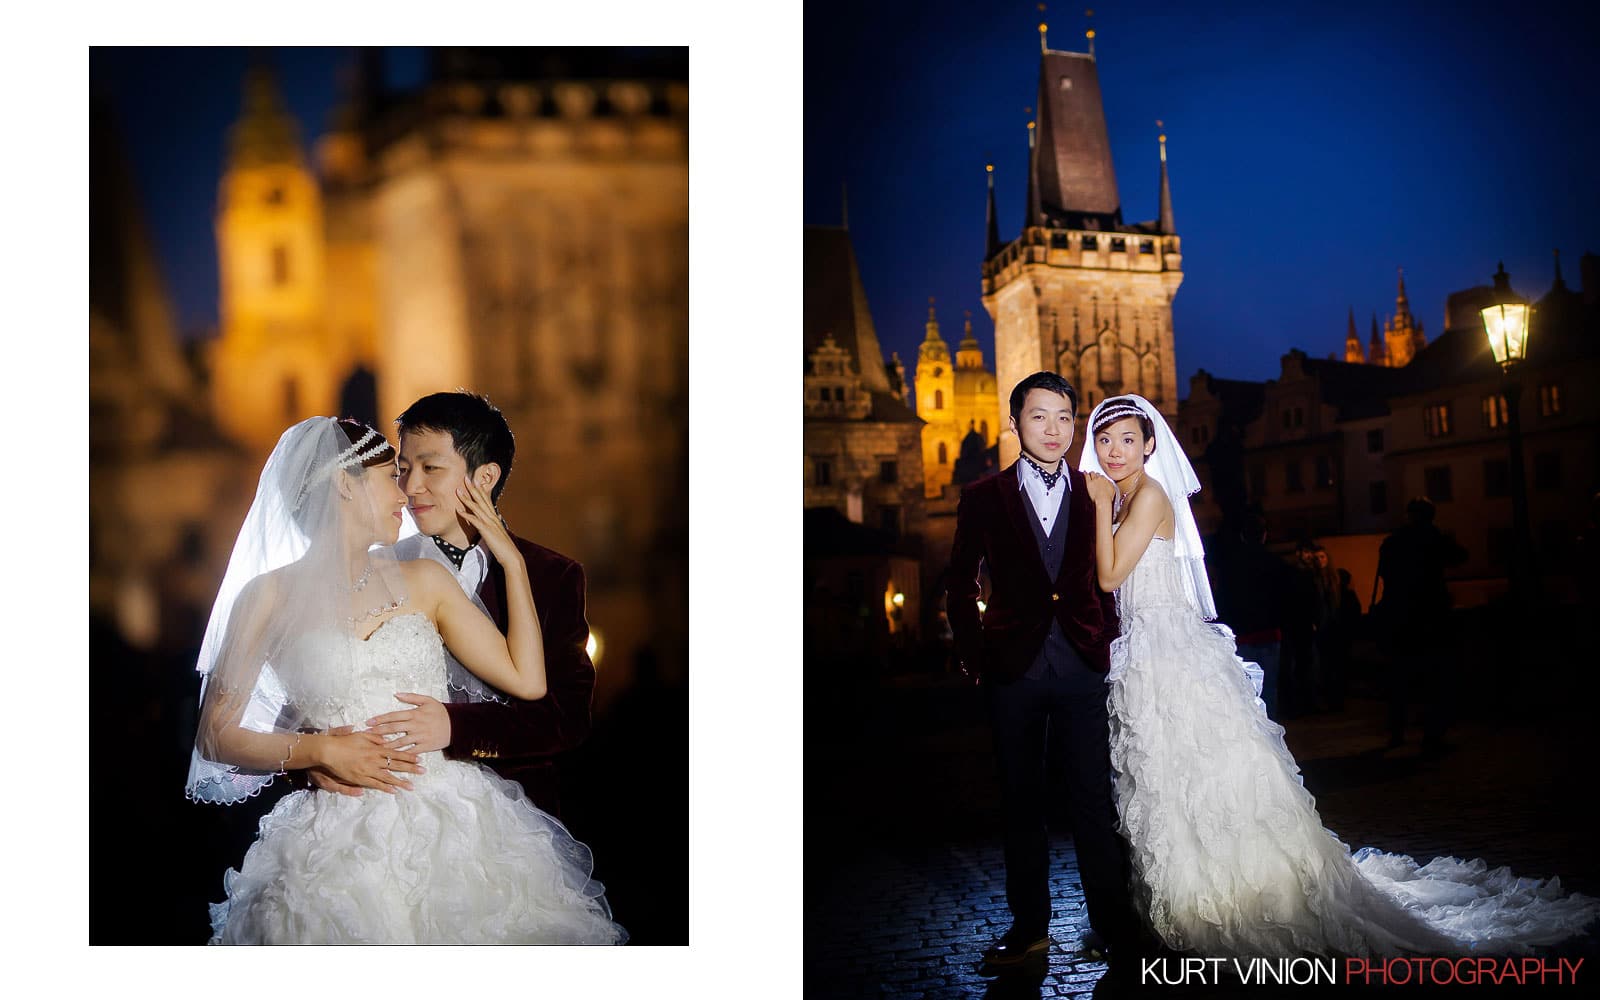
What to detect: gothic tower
<box><xmin>210</xmin><ymin>62</ymin><xmax>336</xmax><ymax>453</ymax></box>
<box><xmin>1368</xmin><ymin>312</ymin><xmax>1386</xmax><ymax>367</ymax></box>
<box><xmin>1383</xmin><ymin>267</ymin><xmax>1426</xmax><ymax>367</ymax></box>
<box><xmin>1343</xmin><ymin>307</ymin><xmax>1365</xmax><ymax>363</ymax></box>
<box><xmin>980</xmin><ymin>35</ymin><xmax>1183</xmax><ymax>466</ymax></box>
<box><xmin>914</xmin><ymin>302</ymin><xmax>959</xmax><ymax>497</ymax></box>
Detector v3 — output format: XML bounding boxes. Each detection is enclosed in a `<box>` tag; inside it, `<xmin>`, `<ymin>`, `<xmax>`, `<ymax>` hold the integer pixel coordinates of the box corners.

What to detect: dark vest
<box><xmin>1020</xmin><ymin>483</ymin><xmax>1101</xmax><ymax>689</ymax></box>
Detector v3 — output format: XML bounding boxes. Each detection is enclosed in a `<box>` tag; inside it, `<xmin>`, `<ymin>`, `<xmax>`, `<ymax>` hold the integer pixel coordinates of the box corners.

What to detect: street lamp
<box><xmin>1479</xmin><ymin>261</ymin><xmax>1536</xmax><ymax>603</ymax></box>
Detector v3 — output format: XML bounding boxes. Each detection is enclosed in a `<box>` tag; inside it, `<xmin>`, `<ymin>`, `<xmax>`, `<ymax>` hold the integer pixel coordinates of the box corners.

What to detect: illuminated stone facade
<box><xmin>914</xmin><ymin>308</ymin><xmax>999</xmax><ymax>498</ymax></box>
<box><xmin>982</xmin><ymin>45</ymin><xmax>1182</xmax><ymax>468</ymax></box>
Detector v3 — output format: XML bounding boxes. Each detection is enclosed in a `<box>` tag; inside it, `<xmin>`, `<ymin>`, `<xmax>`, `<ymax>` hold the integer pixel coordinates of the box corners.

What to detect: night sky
<box><xmin>90</xmin><ymin>47</ymin><xmax>428</xmax><ymax>340</ymax></box>
<box><xmin>804</xmin><ymin>0</ymin><xmax>1599</xmax><ymax>391</ymax></box>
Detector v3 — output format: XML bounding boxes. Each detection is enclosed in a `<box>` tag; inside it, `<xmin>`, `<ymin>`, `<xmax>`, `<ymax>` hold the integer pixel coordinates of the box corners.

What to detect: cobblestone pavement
<box><xmin>805</xmin><ymin>673</ymin><xmax>1600</xmax><ymax>998</ymax></box>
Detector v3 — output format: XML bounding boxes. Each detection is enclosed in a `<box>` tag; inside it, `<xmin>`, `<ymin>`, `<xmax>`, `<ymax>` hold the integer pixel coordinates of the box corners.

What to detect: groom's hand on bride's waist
<box><xmin>366</xmin><ymin>692</ymin><xmax>453</xmax><ymax>755</ymax></box>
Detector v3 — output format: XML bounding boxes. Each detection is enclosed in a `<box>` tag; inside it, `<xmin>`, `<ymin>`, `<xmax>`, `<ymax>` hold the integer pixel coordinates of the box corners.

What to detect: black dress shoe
<box><xmin>982</xmin><ymin>929</ymin><xmax>1051</xmax><ymax>966</ymax></box>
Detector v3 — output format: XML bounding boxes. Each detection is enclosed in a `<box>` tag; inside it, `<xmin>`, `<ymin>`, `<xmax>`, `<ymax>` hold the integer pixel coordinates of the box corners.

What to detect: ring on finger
<box><xmin>383</xmin><ymin>754</ymin><xmax>391</xmax><ymax>768</ymax></box>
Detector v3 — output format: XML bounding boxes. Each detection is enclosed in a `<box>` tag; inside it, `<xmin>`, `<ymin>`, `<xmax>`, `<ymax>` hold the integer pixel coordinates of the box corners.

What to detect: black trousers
<box><xmin>986</xmin><ymin>671</ymin><xmax>1135</xmax><ymax>944</ymax></box>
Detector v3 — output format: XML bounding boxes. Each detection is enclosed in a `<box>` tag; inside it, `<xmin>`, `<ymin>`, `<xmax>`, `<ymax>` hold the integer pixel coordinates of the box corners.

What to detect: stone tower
<box><xmin>915</xmin><ymin>302</ymin><xmax>957</xmax><ymax>496</ymax></box>
<box><xmin>1383</xmin><ymin>268</ymin><xmax>1426</xmax><ymax>367</ymax></box>
<box><xmin>981</xmin><ymin>41</ymin><xmax>1183</xmax><ymax>466</ymax></box>
<box><xmin>210</xmin><ymin>63</ymin><xmax>338</xmax><ymax>453</ymax></box>
<box><xmin>915</xmin><ymin>307</ymin><xmax>999</xmax><ymax>498</ymax></box>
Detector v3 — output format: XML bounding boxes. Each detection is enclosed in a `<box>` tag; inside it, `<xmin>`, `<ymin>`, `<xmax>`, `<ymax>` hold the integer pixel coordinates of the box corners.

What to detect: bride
<box><xmin>1079</xmin><ymin>393</ymin><xmax>1597</xmax><ymax>957</ymax></box>
<box><xmin>185</xmin><ymin>416</ymin><xmax>626</xmax><ymax>945</ymax></box>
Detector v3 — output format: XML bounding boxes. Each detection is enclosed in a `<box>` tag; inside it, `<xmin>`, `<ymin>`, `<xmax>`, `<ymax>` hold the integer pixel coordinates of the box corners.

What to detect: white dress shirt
<box><xmin>1018</xmin><ymin>457</ymin><xmax>1070</xmax><ymax>535</ymax></box>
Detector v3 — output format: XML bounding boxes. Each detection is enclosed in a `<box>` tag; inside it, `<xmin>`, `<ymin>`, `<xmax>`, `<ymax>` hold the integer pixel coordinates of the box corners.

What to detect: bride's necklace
<box><xmin>341</xmin><ymin>563</ymin><xmax>375</xmax><ymax>594</ymax></box>
<box><xmin>1113</xmin><ymin>470</ymin><xmax>1145</xmax><ymax>523</ymax></box>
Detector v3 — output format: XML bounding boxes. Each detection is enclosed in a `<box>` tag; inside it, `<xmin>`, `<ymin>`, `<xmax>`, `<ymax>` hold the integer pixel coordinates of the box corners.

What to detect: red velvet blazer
<box><xmin>441</xmin><ymin>534</ymin><xmax>596</xmax><ymax>819</ymax></box>
<box><xmin>946</xmin><ymin>463</ymin><xmax>1119</xmax><ymax>681</ymax></box>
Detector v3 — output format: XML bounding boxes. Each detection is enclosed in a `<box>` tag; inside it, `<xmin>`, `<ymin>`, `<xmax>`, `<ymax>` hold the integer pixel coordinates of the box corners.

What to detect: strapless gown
<box><xmin>209</xmin><ymin>612</ymin><xmax>626</xmax><ymax>945</ymax></box>
<box><xmin>1107</xmin><ymin>535</ymin><xmax>1597</xmax><ymax>956</ymax></box>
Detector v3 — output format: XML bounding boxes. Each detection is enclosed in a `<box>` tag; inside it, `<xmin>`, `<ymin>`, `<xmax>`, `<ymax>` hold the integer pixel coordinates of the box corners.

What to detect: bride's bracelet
<box><xmin>278</xmin><ymin>734</ymin><xmax>303</xmax><ymax>773</ymax></box>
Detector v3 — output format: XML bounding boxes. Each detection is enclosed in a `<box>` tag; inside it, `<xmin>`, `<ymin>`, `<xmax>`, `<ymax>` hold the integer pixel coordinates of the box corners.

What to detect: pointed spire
<box><xmin>1368</xmin><ymin>313</ymin><xmax>1386</xmax><ymax>366</ymax></box>
<box><xmin>924</xmin><ymin>297</ymin><xmax>941</xmax><ymax>341</ymax></box>
<box><xmin>956</xmin><ymin>309</ymin><xmax>985</xmax><ymax>369</ymax></box>
<box><xmin>1396</xmin><ymin>266</ymin><xmax>1409</xmax><ymax>308</ymax></box>
<box><xmin>1344</xmin><ymin>307</ymin><xmax>1364</xmax><ymax>364</ymax></box>
<box><xmin>1023</xmin><ymin>111</ymin><xmax>1040</xmax><ymax>231</ymax></box>
<box><xmin>228</xmin><ymin>55</ymin><xmax>304</xmax><ymax>168</ymax></box>
<box><xmin>985</xmin><ymin>163</ymin><xmax>1000</xmax><ymax>258</ymax></box>
<box><xmin>1156</xmin><ymin>120</ymin><xmax>1175</xmax><ymax>234</ymax></box>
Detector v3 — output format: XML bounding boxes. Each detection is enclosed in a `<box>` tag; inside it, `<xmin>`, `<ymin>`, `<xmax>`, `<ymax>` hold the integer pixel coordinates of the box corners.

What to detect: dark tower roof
<box><xmin>804</xmin><ymin>226</ymin><xmax>892</xmax><ymax>394</ymax></box>
<box><xmin>1032</xmin><ymin>49</ymin><xmax>1122</xmax><ymax>229</ymax></box>
<box><xmin>227</xmin><ymin>60</ymin><xmax>304</xmax><ymax>168</ymax></box>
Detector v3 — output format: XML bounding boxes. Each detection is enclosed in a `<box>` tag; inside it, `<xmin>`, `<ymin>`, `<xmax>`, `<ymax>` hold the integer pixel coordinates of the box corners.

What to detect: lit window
<box><xmin>937</xmin><ymin>442</ymin><xmax>948</xmax><ymax>465</ymax></box>
<box><xmin>1539</xmin><ymin>384</ymin><xmax>1562</xmax><ymax>417</ymax></box>
<box><xmin>1482</xmin><ymin>394</ymin><xmax>1509</xmax><ymax>429</ymax></box>
<box><xmin>1424</xmin><ymin>403</ymin><xmax>1452</xmax><ymax>438</ymax></box>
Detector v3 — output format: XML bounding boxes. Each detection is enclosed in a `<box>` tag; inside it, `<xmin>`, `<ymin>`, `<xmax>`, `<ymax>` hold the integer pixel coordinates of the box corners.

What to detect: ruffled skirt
<box><xmin>1107</xmin><ymin>602</ymin><xmax>1597</xmax><ymax>957</ymax></box>
<box><xmin>210</xmin><ymin>759</ymin><xmax>626</xmax><ymax>945</ymax></box>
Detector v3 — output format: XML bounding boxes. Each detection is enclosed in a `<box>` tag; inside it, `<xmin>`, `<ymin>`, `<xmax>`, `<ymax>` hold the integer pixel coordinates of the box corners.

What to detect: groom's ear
<box><xmin>474</xmin><ymin>462</ymin><xmax>502</xmax><ymax>494</ymax></box>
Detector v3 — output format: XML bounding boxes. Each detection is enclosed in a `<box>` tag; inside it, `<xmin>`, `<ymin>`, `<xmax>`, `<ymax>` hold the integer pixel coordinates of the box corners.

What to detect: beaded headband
<box><xmin>291</xmin><ymin>425</ymin><xmax>393</xmax><ymax>511</ymax></box>
<box><xmin>1090</xmin><ymin>400</ymin><xmax>1148</xmax><ymax>434</ymax></box>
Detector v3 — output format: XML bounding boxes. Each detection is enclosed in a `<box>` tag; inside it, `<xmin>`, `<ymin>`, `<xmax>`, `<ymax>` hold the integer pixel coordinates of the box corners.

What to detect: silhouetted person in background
<box><xmin>1208</xmin><ymin>509</ymin><xmax>1293</xmax><ymax>722</ymax></box>
<box><xmin>1323</xmin><ymin>567</ymin><xmax>1361</xmax><ymax>711</ymax></box>
<box><xmin>1281</xmin><ymin>542</ymin><xmax>1323</xmax><ymax>717</ymax></box>
<box><xmin>1373</xmin><ymin>497</ymin><xmax>1467</xmax><ymax>753</ymax></box>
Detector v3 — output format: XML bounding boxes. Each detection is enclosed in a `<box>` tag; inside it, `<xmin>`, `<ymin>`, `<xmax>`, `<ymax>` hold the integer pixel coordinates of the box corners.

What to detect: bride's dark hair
<box><xmin>1091</xmin><ymin>396</ymin><xmax>1158</xmax><ymax>457</ymax></box>
<box><xmin>335</xmin><ymin>418</ymin><xmax>397</xmax><ymax>472</ymax></box>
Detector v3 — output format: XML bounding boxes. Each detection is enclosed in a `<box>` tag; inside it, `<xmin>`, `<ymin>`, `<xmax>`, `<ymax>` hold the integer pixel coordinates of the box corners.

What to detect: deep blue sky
<box><xmin>90</xmin><ymin>47</ymin><xmax>427</xmax><ymax>340</ymax></box>
<box><xmin>804</xmin><ymin>0</ymin><xmax>1599</xmax><ymax>391</ymax></box>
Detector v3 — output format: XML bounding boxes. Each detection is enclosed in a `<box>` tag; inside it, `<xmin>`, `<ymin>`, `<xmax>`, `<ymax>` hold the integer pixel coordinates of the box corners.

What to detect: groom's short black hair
<box><xmin>395</xmin><ymin>391</ymin><xmax>516</xmax><ymax>503</ymax></box>
<box><xmin>1009</xmin><ymin>371</ymin><xmax>1078</xmax><ymax>425</ymax></box>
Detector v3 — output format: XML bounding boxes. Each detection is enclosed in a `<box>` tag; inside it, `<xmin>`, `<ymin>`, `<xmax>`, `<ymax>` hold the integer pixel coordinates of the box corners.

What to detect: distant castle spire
<box><xmin>1344</xmin><ymin>306</ymin><xmax>1364</xmax><ymax>363</ymax></box>
<box><xmin>985</xmin><ymin>163</ymin><xmax>1000</xmax><ymax>258</ymax></box>
<box><xmin>1156</xmin><ymin>121</ymin><xmax>1174</xmax><ymax>234</ymax></box>
<box><xmin>1384</xmin><ymin>266</ymin><xmax>1424</xmax><ymax>366</ymax></box>
<box><xmin>1368</xmin><ymin>313</ymin><xmax>1386</xmax><ymax>366</ymax></box>
<box><xmin>957</xmin><ymin>309</ymin><xmax>985</xmax><ymax>369</ymax></box>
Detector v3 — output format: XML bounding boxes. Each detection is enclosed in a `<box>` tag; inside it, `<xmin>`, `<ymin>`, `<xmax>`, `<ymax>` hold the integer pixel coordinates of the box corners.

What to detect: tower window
<box><xmin>272</xmin><ymin>244</ymin><xmax>290</xmax><ymax>286</ymax></box>
<box><xmin>816</xmin><ymin>460</ymin><xmax>832</xmax><ymax>487</ymax></box>
<box><xmin>933</xmin><ymin>367</ymin><xmax>943</xmax><ymax>378</ymax></box>
<box><xmin>1081</xmin><ymin>235</ymin><xmax>1098</xmax><ymax>251</ymax></box>
<box><xmin>265</xmin><ymin>186</ymin><xmax>285</xmax><ymax>206</ymax></box>
<box><xmin>1051</xmin><ymin>232</ymin><xmax>1069</xmax><ymax>249</ymax></box>
<box><xmin>1110</xmin><ymin>237</ymin><xmax>1126</xmax><ymax>253</ymax></box>
<box><xmin>934</xmin><ymin>389</ymin><xmax>944</xmax><ymax>409</ymax></box>
<box><xmin>1139</xmin><ymin>240</ymin><xmax>1155</xmax><ymax>255</ymax></box>
<box><xmin>937</xmin><ymin>442</ymin><xmax>948</xmax><ymax>465</ymax></box>
<box><xmin>879</xmin><ymin>461</ymin><xmax>898</xmax><ymax>484</ymax></box>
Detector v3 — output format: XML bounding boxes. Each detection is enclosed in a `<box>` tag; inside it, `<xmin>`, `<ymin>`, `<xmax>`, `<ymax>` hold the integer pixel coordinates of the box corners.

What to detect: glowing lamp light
<box><xmin>977</xmin><ymin>600</ymin><xmax>988</xmax><ymax>614</ymax></box>
<box><xmin>892</xmin><ymin>592</ymin><xmax>906</xmax><ymax>608</ymax></box>
<box><xmin>1480</xmin><ymin>302</ymin><xmax>1531</xmax><ymax>369</ymax></box>
<box><xmin>586</xmin><ymin>629</ymin><xmax>603</xmax><ymax>668</ymax></box>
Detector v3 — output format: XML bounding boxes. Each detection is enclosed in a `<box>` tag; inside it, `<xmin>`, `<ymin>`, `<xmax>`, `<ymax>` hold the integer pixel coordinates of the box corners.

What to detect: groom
<box><xmin>946</xmin><ymin>371</ymin><xmax>1135</xmax><ymax>967</ymax></box>
<box><xmin>305</xmin><ymin>391</ymin><xmax>596</xmax><ymax>819</ymax></box>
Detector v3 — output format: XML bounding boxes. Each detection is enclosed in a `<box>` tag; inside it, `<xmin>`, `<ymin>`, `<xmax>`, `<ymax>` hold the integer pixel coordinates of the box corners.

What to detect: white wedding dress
<box><xmin>209</xmin><ymin>612</ymin><xmax>626</xmax><ymax>945</ymax></box>
<box><xmin>1107</xmin><ymin>534</ymin><xmax>1598</xmax><ymax>957</ymax></box>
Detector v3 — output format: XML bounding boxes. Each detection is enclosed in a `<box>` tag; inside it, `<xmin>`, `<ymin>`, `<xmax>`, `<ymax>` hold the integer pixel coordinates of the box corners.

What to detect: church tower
<box><xmin>981</xmin><ymin>28</ymin><xmax>1183</xmax><ymax>466</ymax></box>
<box><xmin>1367</xmin><ymin>313</ymin><xmax>1386</xmax><ymax>367</ymax></box>
<box><xmin>1383</xmin><ymin>268</ymin><xmax>1425</xmax><ymax>367</ymax></box>
<box><xmin>1343</xmin><ymin>307</ymin><xmax>1365</xmax><ymax>363</ymax></box>
<box><xmin>210</xmin><ymin>62</ymin><xmax>334</xmax><ymax>453</ymax></box>
<box><xmin>915</xmin><ymin>302</ymin><xmax>959</xmax><ymax>498</ymax></box>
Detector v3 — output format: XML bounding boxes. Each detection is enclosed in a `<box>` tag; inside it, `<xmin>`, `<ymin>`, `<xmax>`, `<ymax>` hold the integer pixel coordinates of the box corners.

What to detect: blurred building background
<box><xmin>90</xmin><ymin>46</ymin><xmax>687</xmax><ymax>944</ymax></box>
